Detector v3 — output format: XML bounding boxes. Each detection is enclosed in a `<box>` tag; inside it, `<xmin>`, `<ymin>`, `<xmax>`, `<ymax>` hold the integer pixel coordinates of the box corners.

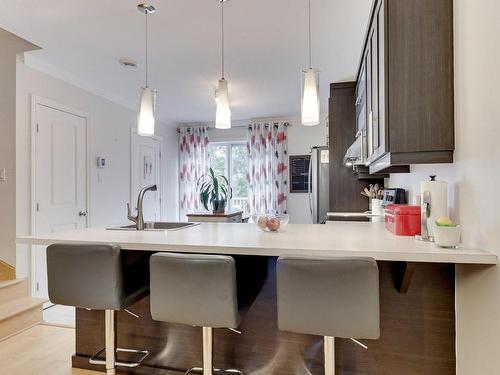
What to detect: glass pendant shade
<box><xmin>301</xmin><ymin>68</ymin><xmax>320</xmax><ymax>126</ymax></box>
<box><xmin>137</xmin><ymin>86</ymin><xmax>156</xmax><ymax>136</ymax></box>
<box><xmin>215</xmin><ymin>78</ymin><xmax>231</xmax><ymax>129</ymax></box>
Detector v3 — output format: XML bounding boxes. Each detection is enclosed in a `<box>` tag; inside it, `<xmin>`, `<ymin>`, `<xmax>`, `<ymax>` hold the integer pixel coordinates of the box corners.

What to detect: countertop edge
<box><xmin>16</xmin><ymin>236</ymin><xmax>498</xmax><ymax>265</ymax></box>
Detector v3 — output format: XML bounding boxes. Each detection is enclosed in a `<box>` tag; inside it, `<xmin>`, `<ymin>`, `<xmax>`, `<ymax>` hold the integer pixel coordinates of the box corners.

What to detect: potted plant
<box><xmin>197</xmin><ymin>168</ymin><xmax>232</xmax><ymax>214</ymax></box>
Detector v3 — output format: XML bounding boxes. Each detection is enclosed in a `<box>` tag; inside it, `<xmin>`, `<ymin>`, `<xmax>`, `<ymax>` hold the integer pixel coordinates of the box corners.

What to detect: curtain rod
<box><xmin>177</xmin><ymin>122</ymin><xmax>291</xmax><ymax>133</ymax></box>
<box><xmin>248</xmin><ymin>122</ymin><xmax>291</xmax><ymax>130</ymax></box>
<box><xmin>176</xmin><ymin>126</ymin><xmax>210</xmax><ymax>134</ymax></box>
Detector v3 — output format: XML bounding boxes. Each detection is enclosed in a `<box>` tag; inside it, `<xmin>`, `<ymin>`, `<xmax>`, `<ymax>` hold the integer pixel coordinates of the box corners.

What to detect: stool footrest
<box><xmin>185</xmin><ymin>367</ymin><xmax>243</xmax><ymax>375</ymax></box>
<box><xmin>89</xmin><ymin>347</ymin><xmax>149</xmax><ymax>368</ymax></box>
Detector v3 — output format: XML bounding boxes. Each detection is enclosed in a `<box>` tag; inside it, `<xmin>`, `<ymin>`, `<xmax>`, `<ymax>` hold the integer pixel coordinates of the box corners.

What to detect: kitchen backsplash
<box><xmin>386</xmin><ymin>164</ymin><xmax>458</xmax><ymax>220</ymax></box>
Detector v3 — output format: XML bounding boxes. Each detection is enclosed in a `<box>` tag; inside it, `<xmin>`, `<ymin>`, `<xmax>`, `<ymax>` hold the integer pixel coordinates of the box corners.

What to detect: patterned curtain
<box><xmin>179</xmin><ymin>127</ymin><xmax>210</xmax><ymax>220</ymax></box>
<box><xmin>247</xmin><ymin>122</ymin><xmax>288</xmax><ymax>216</ymax></box>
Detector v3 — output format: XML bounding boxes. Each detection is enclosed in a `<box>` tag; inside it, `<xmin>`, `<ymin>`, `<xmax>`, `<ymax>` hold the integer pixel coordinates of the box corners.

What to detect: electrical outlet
<box><xmin>0</xmin><ymin>168</ymin><xmax>6</xmax><ymax>182</ymax></box>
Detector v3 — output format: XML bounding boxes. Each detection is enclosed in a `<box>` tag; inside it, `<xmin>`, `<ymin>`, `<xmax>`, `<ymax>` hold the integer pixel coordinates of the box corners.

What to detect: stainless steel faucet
<box><xmin>127</xmin><ymin>184</ymin><xmax>157</xmax><ymax>230</ymax></box>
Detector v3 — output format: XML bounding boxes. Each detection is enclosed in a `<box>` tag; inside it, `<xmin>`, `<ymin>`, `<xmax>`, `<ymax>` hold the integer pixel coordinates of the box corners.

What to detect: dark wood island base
<box><xmin>72</xmin><ymin>258</ymin><xmax>456</xmax><ymax>374</ymax></box>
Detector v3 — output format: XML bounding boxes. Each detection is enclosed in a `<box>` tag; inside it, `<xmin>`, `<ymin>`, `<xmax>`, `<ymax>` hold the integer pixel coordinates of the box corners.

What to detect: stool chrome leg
<box><xmin>185</xmin><ymin>327</ymin><xmax>214</xmax><ymax>375</ymax></box>
<box><xmin>184</xmin><ymin>327</ymin><xmax>242</xmax><ymax>375</ymax></box>
<box><xmin>324</xmin><ymin>336</ymin><xmax>335</xmax><ymax>375</ymax></box>
<box><xmin>90</xmin><ymin>309</ymin><xmax>149</xmax><ymax>370</ymax></box>
<box><xmin>203</xmin><ymin>327</ymin><xmax>214</xmax><ymax>375</ymax></box>
<box><xmin>105</xmin><ymin>310</ymin><xmax>116</xmax><ymax>375</ymax></box>
<box><xmin>185</xmin><ymin>368</ymin><xmax>242</xmax><ymax>375</ymax></box>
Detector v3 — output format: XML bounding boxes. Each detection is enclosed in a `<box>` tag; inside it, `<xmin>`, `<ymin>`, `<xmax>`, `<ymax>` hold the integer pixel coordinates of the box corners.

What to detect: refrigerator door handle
<box><xmin>308</xmin><ymin>153</ymin><xmax>313</xmax><ymax>219</ymax></box>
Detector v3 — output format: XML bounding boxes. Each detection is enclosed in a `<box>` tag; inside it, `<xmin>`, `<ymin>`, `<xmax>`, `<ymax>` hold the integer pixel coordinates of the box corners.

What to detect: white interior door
<box><xmin>33</xmin><ymin>102</ymin><xmax>88</xmax><ymax>300</ymax></box>
<box><xmin>131</xmin><ymin>129</ymin><xmax>161</xmax><ymax>222</ymax></box>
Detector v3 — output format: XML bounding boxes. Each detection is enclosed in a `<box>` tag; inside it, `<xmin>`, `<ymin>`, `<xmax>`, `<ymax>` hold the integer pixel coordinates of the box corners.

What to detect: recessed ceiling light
<box><xmin>119</xmin><ymin>58</ymin><xmax>138</xmax><ymax>69</ymax></box>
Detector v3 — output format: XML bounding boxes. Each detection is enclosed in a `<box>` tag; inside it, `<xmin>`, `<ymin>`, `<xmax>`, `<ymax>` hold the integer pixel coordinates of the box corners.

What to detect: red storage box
<box><xmin>385</xmin><ymin>204</ymin><xmax>421</xmax><ymax>236</ymax></box>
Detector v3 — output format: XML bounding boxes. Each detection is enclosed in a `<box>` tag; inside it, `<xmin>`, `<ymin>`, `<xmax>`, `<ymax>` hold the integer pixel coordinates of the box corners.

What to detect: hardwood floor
<box><xmin>0</xmin><ymin>324</ymin><xmax>98</xmax><ymax>375</ymax></box>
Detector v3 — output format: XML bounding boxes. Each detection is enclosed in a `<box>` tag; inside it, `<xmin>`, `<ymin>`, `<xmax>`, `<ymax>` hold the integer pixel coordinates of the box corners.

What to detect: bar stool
<box><xmin>46</xmin><ymin>243</ymin><xmax>150</xmax><ymax>375</ymax></box>
<box><xmin>150</xmin><ymin>252</ymin><xmax>242</xmax><ymax>375</ymax></box>
<box><xmin>276</xmin><ymin>255</ymin><xmax>380</xmax><ymax>375</ymax></box>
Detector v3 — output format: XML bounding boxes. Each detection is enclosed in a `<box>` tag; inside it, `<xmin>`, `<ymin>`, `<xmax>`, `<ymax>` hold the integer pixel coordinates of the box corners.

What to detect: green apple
<box><xmin>436</xmin><ymin>217</ymin><xmax>457</xmax><ymax>227</ymax></box>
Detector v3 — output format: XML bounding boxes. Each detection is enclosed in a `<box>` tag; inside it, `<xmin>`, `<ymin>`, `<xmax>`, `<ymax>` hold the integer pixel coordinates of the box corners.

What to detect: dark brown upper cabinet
<box><xmin>355</xmin><ymin>0</ymin><xmax>454</xmax><ymax>174</ymax></box>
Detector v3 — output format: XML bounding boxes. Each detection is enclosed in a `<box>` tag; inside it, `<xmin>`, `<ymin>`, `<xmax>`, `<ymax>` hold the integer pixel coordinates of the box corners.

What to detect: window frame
<box><xmin>208</xmin><ymin>141</ymin><xmax>247</xmax><ymax>213</ymax></box>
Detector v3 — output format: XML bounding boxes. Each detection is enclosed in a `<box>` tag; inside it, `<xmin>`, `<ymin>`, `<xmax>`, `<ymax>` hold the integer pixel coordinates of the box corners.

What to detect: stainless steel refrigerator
<box><xmin>308</xmin><ymin>146</ymin><xmax>330</xmax><ymax>224</ymax></box>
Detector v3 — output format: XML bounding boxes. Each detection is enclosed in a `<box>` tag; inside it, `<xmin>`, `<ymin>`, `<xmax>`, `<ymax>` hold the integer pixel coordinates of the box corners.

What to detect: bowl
<box><xmin>433</xmin><ymin>224</ymin><xmax>461</xmax><ymax>248</ymax></box>
<box><xmin>252</xmin><ymin>213</ymin><xmax>289</xmax><ymax>232</ymax></box>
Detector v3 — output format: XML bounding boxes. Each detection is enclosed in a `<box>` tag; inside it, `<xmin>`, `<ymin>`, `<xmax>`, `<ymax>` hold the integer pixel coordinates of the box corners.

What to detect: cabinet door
<box><xmin>365</xmin><ymin>44</ymin><xmax>373</xmax><ymax>157</ymax></box>
<box><xmin>371</xmin><ymin>21</ymin><xmax>379</xmax><ymax>153</ymax></box>
<box><xmin>366</xmin><ymin>0</ymin><xmax>387</xmax><ymax>164</ymax></box>
<box><xmin>356</xmin><ymin>63</ymin><xmax>367</xmax><ymax>134</ymax></box>
<box><xmin>377</xmin><ymin>0</ymin><xmax>387</xmax><ymax>156</ymax></box>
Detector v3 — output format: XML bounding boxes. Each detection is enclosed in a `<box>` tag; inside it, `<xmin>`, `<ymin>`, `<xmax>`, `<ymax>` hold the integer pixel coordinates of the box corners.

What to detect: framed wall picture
<box><xmin>289</xmin><ymin>155</ymin><xmax>311</xmax><ymax>193</ymax></box>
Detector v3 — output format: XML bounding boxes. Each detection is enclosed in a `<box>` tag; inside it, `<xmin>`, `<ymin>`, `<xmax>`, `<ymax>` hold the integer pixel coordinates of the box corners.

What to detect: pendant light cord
<box><xmin>145</xmin><ymin>12</ymin><xmax>149</xmax><ymax>86</ymax></box>
<box><xmin>308</xmin><ymin>0</ymin><xmax>312</xmax><ymax>69</ymax></box>
<box><xmin>221</xmin><ymin>1</ymin><xmax>225</xmax><ymax>79</ymax></box>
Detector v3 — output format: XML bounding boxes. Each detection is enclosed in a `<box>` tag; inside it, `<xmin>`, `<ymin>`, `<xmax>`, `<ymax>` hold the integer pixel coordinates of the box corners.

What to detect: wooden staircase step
<box><xmin>0</xmin><ymin>296</ymin><xmax>47</xmax><ymax>341</ymax></box>
<box><xmin>0</xmin><ymin>278</ymin><xmax>28</xmax><ymax>304</ymax></box>
<box><xmin>0</xmin><ymin>259</ymin><xmax>15</xmax><ymax>281</ymax></box>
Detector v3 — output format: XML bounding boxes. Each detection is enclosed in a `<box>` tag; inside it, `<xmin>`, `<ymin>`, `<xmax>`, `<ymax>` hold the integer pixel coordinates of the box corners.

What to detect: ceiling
<box><xmin>0</xmin><ymin>0</ymin><xmax>372</xmax><ymax>125</ymax></box>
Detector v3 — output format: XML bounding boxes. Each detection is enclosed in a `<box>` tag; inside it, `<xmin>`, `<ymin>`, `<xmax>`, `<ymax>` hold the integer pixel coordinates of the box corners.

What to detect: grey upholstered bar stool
<box><xmin>150</xmin><ymin>252</ymin><xmax>241</xmax><ymax>375</ymax></box>
<box><xmin>277</xmin><ymin>255</ymin><xmax>380</xmax><ymax>375</ymax></box>
<box><xmin>46</xmin><ymin>243</ymin><xmax>150</xmax><ymax>375</ymax></box>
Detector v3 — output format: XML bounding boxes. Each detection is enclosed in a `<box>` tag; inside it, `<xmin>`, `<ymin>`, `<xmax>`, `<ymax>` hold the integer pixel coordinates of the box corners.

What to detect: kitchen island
<box><xmin>17</xmin><ymin>222</ymin><xmax>497</xmax><ymax>374</ymax></box>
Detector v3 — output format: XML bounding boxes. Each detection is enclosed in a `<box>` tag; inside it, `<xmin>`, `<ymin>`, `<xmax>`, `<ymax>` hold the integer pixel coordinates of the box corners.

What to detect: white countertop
<box><xmin>16</xmin><ymin>222</ymin><xmax>497</xmax><ymax>265</ymax></box>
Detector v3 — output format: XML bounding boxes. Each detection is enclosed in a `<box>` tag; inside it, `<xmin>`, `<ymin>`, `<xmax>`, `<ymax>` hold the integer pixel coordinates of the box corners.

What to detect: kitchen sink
<box><xmin>107</xmin><ymin>222</ymin><xmax>199</xmax><ymax>231</ymax></box>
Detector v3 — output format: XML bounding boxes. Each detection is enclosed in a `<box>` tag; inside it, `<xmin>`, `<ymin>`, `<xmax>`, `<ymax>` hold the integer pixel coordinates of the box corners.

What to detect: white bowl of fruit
<box><xmin>252</xmin><ymin>213</ymin><xmax>290</xmax><ymax>232</ymax></box>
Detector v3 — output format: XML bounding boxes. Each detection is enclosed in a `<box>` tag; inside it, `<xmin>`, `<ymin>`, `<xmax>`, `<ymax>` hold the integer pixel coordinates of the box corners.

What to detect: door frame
<box><xmin>30</xmin><ymin>95</ymin><xmax>91</xmax><ymax>295</ymax></box>
<box><xmin>130</xmin><ymin>127</ymin><xmax>163</xmax><ymax>221</ymax></box>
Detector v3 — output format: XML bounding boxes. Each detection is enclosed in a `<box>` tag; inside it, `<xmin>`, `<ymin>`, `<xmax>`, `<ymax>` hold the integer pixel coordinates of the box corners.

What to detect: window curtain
<box><xmin>179</xmin><ymin>127</ymin><xmax>210</xmax><ymax>219</ymax></box>
<box><xmin>246</xmin><ymin>122</ymin><xmax>288</xmax><ymax>216</ymax></box>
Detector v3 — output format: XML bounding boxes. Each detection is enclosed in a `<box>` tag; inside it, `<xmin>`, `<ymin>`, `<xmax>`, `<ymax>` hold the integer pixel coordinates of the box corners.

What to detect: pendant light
<box><xmin>137</xmin><ymin>3</ymin><xmax>157</xmax><ymax>136</ymax></box>
<box><xmin>215</xmin><ymin>0</ymin><xmax>231</xmax><ymax>129</ymax></box>
<box><xmin>301</xmin><ymin>0</ymin><xmax>320</xmax><ymax>126</ymax></box>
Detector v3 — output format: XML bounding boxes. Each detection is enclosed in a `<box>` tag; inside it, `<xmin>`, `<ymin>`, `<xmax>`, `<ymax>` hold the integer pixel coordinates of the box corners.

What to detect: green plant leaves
<box><xmin>196</xmin><ymin>168</ymin><xmax>231</xmax><ymax>210</ymax></box>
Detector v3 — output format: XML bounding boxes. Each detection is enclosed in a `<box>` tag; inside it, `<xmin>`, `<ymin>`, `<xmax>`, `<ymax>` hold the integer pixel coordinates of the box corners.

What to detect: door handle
<box><xmin>308</xmin><ymin>156</ymin><xmax>313</xmax><ymax>218</ymax></box>
<box><xmin>79</xmin><ymin>210</ymin><xmax>88</xmax><ymax>217</ymax></box>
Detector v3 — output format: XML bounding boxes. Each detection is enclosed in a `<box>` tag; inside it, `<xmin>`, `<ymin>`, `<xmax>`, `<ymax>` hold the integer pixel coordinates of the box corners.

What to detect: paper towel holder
<box><xmin>415</xmin><ymin>175</ymin><xmax>438</xmax><ymax>242</ymax></box>
<box><xmin>416</xmin><ymin>190</ymin><xmax>434</xmax><ymax>242</ymax></box>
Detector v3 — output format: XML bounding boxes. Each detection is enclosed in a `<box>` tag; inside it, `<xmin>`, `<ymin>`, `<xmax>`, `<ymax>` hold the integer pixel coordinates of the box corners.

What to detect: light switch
<box><xmin>0</xmin><ymin>168</ymin><xmax>6</xmax><ymax>182</ymax></box>
<box><xmin>320</xmin><ymin>150</ymin><xmax>329</xmax><ymax>164</ymax></box>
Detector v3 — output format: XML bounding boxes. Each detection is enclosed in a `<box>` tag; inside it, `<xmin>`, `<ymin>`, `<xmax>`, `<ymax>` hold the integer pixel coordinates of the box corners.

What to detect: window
<box><xmin>208</xmin><ymin>142</ymin><xmax>248</xmax><ymax>213</ymax></box>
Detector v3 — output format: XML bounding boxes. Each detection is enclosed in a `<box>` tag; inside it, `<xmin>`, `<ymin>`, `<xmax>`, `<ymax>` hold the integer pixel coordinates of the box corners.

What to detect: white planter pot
<box><xmin>371</xmin><ymin>198</ymin><xmax>384</xmax><ymax>217</ymax></box>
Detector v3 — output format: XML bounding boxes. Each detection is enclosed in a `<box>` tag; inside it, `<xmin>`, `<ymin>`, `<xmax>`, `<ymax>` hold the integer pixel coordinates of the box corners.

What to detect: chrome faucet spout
<box><xmin>127</xmin><ymin>184</ymin><xmax>157</xmax><ymax>230</ymax></box>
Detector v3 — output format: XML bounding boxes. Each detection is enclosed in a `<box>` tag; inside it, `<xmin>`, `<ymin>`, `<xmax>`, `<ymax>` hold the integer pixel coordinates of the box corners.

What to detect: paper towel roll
<box><xmin>421</xmin><ymin>176</ymin><xmax>448</xmax><ymax>238</ymax></box>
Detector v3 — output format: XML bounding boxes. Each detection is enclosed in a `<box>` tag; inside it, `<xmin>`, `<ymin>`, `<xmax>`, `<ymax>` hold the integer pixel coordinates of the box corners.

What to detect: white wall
<box><xmin>156</xmin><ymin>124</ymin><xmax>179</xmax><ymax>221</ymax></box>
<box><xmin>184</xmin><ymin>116</ymin><xmax>328</xmax><ymax>224</ymax></box>
<box><xmin>388</xmin><ymin>1</ymin><xmax>500</xmax><ymax>372</ymax></box>
<box><xmin>387</xmin><ymin>164</ymin><xmax>457</xmax><ymax>216</ymax></box>
<box><xmin>15</xmin><ymin>61</ymin><xmax>179</xmax><ymax>277</ymax></box>
<box><xmin>0</xmin><ymin>30</ymin><xmax>37</xmax><ymax>269</ymax></box>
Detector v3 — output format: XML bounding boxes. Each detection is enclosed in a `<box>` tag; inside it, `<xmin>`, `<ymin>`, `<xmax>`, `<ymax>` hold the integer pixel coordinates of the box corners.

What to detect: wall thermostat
<box><xmin>96</xmin><ymin>157</ymin><xmax>106</xmax><ymax>169</ymax></box>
